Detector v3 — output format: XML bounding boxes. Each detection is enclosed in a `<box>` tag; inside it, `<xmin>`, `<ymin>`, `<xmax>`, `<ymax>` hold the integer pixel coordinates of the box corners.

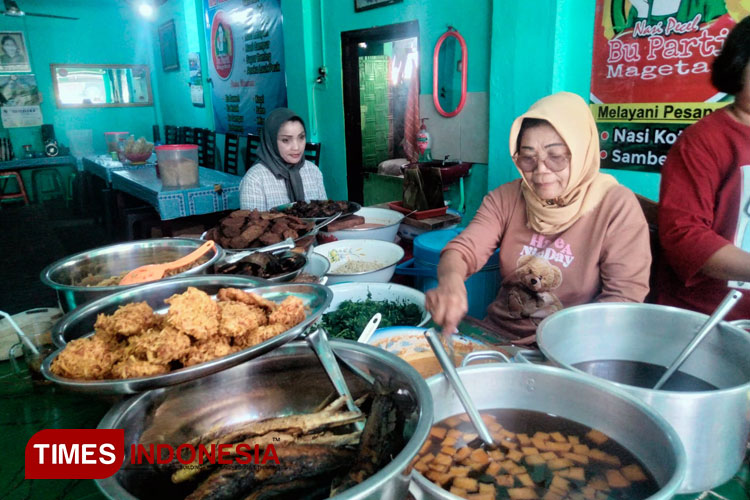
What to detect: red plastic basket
<box><xmin>388</xmin><ymin>201</ymin><xmax>447</xmax><ymax>219</ymax></box>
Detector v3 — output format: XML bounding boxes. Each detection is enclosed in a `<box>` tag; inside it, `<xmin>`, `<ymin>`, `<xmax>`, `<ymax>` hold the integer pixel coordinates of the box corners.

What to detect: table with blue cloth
<box><xmin>81</xmin><ymin>154</ymin><xmax>156</xmax><ymax>184</ymax></box>
<box><xmin>109</xmin><ymin>167</ymin><xmax>240</xmax><ymax>220</ymax></box>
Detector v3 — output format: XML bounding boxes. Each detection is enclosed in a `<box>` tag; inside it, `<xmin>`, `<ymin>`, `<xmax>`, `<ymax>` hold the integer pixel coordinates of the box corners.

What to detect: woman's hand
<box><xmin>425</xmin><ymin>250</ymin><xmax>469</xmax><ymax>335</ymax></box>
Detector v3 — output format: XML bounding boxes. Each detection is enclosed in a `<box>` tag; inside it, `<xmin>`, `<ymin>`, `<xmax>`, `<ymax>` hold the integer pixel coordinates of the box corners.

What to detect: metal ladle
<box><xmin>424</xmin><ymin>328</ymin><xmax>494</xmax><ymax>446</ymax></box>
<box><xmin>305</xmin><ymin>327</ymin><xmax>365</xmax><ymax>431</ymax></box>
<box><xmin>653</xmin><ymin>289</ymin><xmax>742</xmax><ymax>390</ymax></box>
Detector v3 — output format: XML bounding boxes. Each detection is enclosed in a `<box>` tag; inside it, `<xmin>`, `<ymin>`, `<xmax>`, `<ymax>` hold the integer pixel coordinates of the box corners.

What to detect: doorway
<box><xmin>341</xmin><ymin>21</ymin><xmax>419</xmax><ymax>204</ymax></box>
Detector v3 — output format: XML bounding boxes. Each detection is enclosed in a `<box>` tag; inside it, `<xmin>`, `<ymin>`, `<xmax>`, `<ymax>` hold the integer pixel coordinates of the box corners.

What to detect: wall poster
<box><xmin>0</xmin><ymin>74</ymin><xmax>43</xmax><ymax>128</ymax></box>
<box><xmin>203</xmin><ymin>0</ymin><xmax>287</xmax><ymax>135</ymax></box>
<box><xmin>590</xmin><ymin>1</ymin><xmax>748</xmax><ymax>172</ymax></box>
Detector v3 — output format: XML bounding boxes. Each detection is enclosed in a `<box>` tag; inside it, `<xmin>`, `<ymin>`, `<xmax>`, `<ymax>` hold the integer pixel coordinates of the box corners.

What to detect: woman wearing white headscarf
<box><xmin>425</xmin><ymin>92</ymin><xmax>650</xmax><ymax>343</ymax></box>
<box><xmin>239</xmin><ymin>108</ymin><xmax>326</xmax><ymax>210</ymax></box>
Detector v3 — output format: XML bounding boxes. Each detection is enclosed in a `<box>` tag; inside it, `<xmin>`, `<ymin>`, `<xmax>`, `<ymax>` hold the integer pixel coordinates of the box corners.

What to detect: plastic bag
<box><xmin>402</xmin><ymin>164</ymin><xmax>444</xmax><ymax>211</ymax></box>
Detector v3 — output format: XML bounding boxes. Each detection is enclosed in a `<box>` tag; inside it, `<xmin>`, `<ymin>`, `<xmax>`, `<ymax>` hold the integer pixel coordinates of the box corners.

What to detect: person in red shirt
<box><xmin>657</xmin><ymin>16</ymin><xmax>750</xmax><ymax>319</ymax></box>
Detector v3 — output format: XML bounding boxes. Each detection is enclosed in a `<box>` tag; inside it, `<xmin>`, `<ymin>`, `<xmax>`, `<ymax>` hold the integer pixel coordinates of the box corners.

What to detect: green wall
<box><xmin>0</xmin><ymin>2</ymin><xmax>158</xmax><ymax>158</ymax></box>
<box><xmin>488</xmin><ymin>0</ymin><xmax>660</xmax><ymax>200</ymax></box>
<box><xmin>309</xmin><ymin>0</ymin><xmax>492</xmax><ymax>201</ymax></box>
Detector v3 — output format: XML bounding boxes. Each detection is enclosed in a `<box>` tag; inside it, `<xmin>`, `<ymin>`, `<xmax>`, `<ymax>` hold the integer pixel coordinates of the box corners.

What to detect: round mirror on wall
<box><xmin>433</xmin><ymin>28</ymin><xmax>467</xmax><ymax>117</ymax></box>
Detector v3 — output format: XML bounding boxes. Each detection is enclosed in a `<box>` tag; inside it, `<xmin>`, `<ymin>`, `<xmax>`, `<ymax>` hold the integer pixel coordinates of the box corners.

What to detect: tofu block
<box><xmin>507</xmin><ymin>449</ymin><xmax>524</xmax><ymax>463</ymax></box>
<box><xmin>489</xmin><ymin>449</ymin><xmax>505</xmax><ymax>461</ymax></box>
<box><xmin>445</xmin><ymin>415</ymin><xmax>463</xmax><ymax>427</ymax></box>
<box><xmin>454</xmin><ymin>476</ymin><xmax>479</xmax><ymax>492</ymax></box>
<box><xmin>456</xmin><ymin>446</ymin><xmax>472</xmax><ymax>461</ymax></box>
<box><xmin>449</xmin><ymin>486</ymin><xmax>468</xmax><ymax>497</ymax></box>
<box><xmin>606</xmin><ymin>469</ymin><xmax>631</xmax><ymax>488</ymax></box>
<box><xmin>621</xmin><ymin>464</ymin><xmax>648</xmax><ymax>482</ymax></box>
<box><xmin>550</xmin><ymin>432</ymin><xmax>567</xmax><ymax>443</ymax></box>
<box><xmin>486</xmin><ymin>461</ymin><xmax>502</xmax><ymax>476</ymax></box>
<box><xmin>496</xmin><ymin>474</ymin><xmax>515</xmax><ymax>487</ymax></box>
<box><xmin>586</xmin><ymin>429</ymin><xmax>609</xmax><ymax>446</ymax></box>
<box><xmin>558</xmin><ymin>467</ymin><xmax>586</xmax><ymax>482</ymax></box>
<box><xmin>547</xmin><ymin>458</ymin><xmax>574</xmax><ymax>470</ymax></box>
<box><xmin>572</xmin><ymin>444</ymin><xmax>590</xmax><ymax>455</ymax></box>
<box><xmin>517</xmin><ymin>473</ymin><xmax>535</xmax><ymax>487</ymax></box>
<box><xmin>508</xmin><ymin>487</ymin><xmax>538</xmax><ymax>499</ymax></box>
<box><xmin>562</xmin><ymin>452</ymin><xmax>589</xmax><ymax>465</ymax></box>
<box><xmin>550</xmin><ymin>474</ymin><xmax>570</xmax><ymax>492</ymax></box>
<box><xmin>430</xmin><ymin>426</ymin><xmax>447</xmax><ymax>440</ymax></box>
<box><xmin>441</xmin><ymin>446</ymin><xmax>457</xmax><ymax>456</ymax></box>
<box><xmin>470</xmin><ymin>448</ymin><xmax>490</xmax><ymax>465</ymax></box>
<box><xmin>449</xmin><ymin>465</ymin><xmax>471</xmax><ymax>478</ymax></box>
<box><xmin>442</xmin><ymin>436</ymin><xmax>458</xmax><ymax>448</ymax></box>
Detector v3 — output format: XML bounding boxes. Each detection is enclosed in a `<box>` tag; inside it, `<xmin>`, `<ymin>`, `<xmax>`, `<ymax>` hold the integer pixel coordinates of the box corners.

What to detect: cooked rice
<box><xmin>330</xmin><ymin>260</ymin><xmax>384</xmax><ymax>274</ymax></box>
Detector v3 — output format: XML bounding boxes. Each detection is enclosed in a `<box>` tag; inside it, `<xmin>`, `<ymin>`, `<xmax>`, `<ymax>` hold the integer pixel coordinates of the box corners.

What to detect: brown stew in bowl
<box><xmin>413</xmin><ymin>409</ymin><xmax>658</xmax><ymax>500</ymax></box>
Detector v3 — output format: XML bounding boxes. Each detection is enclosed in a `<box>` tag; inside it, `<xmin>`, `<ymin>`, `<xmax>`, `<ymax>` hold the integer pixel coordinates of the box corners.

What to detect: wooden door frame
<box><xmin>341</xmin><ymin>20</ymin><xmax>419</xmax><ymax>204</ymax></box>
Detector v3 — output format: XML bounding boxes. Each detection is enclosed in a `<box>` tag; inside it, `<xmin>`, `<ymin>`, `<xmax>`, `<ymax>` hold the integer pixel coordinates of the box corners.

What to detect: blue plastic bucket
<box><xmin>395</xmin><ymin>228</ymin><xmax>500</xmax><ymax>318</ymax></box>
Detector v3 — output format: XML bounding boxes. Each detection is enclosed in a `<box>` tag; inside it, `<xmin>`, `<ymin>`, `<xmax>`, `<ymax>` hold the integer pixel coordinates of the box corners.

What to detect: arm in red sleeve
<box><xmin>658</xmin><ymin>128</ymin><xmax>732</xmax><ymax>286</ymax></box>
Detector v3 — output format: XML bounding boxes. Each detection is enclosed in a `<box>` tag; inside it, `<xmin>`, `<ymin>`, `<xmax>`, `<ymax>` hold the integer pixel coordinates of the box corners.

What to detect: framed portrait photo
<box><xmin>354</xmin><ymin>0</ymin><xmax>403</xmax><ymax>12</ymax></box>
<box><xmin>158</xmin><ymin>20</ymin><xmax>180</xmax><ymax>72</ymax></box>
<box><xmin>0</xmin><ymin>31</ymin><xmax>31</xmax><ymax>73</ymax></box>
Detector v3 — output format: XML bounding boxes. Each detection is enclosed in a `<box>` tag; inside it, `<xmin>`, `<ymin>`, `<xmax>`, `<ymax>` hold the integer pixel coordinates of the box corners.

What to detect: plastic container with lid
<box><xmin>155</xmin><ymin>144</ymin><xmax>199</xmax><ymax>188</ymax></box>
<box><xmin>395</xmin><ymin>228</ymin><xmax>500</xmax><ymax>318</ymax></box>
<box><xmin>104</xmin><ymin>132</ymin><xmax>129</xmax><ymax>153</ymax></box>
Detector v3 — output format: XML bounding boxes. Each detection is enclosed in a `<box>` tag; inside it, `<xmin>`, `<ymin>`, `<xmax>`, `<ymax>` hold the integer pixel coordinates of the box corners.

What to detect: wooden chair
<box><xmin>202</xmin><ymin>129</ymin><xmax>217</xmax><ymax>170</ymax></box>
<box><xmin>245</xmin><ymin>133</ymin><xmax>261</xmax><ymax>170</ymax></box>
<box><xmin>152</xmin><ymin>124</ymin><xmax>161</xmax><ymax>144</ymax></box>
<box><xmin>179</xmin><ymin>126</ymin><xmax>195</xmax><ymax>145</ymax></box>
<box><xmin>636</xmin><ymin>194</ymin><xmax>661</xmax><ymax>304</ymax></box>
<box><xmin>304</xmin><ymin>142</ymin><xmax>322</xmax><ymax>166</ymax></box>
<box><xmin>223</xmin><ymin>133</ymin><xmax>240</xmax><ymax>175</ymax></box>
<box><xmin>164</xmin><ymin>125</ymin><xmax>178</xmax><ymax>145</ymax></box>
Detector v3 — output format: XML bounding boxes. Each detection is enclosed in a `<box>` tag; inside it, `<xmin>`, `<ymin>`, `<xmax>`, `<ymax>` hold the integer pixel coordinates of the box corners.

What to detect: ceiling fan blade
<box><xmin>24</xmin><ymin>11</ymin><xmax>79</xmax><ymax>20</ymax></box>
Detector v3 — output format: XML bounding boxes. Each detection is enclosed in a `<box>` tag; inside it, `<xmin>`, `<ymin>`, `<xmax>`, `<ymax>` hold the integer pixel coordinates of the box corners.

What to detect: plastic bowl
<box><xmin>123</xmin><ymin>150</ymin><xmax>153</xmax><ymax>164</ymax></box>
<box><xmin>318</xmin><ymin>207</ymin><xmax>404</xmax><ymax>242</ymax></box>
<box><xmin>324</xmin><ymin>282</ymin><xmax>431</xmax><ymax>327</ymax></box>
<box><xmin>314</xmin><ymin>239</ymin><xmax>404</xmax><ymax>284</ymax></box>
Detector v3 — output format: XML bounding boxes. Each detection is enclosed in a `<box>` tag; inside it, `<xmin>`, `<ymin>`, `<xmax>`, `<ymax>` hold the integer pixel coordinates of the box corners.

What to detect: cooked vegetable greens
<box><xmin>322</xmin><ymin>293</ymin><xmax>423</xmax><ymax>340</ymax></box>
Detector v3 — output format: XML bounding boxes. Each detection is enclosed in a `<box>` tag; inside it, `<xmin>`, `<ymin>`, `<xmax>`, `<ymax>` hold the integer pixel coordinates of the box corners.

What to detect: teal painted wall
<box><xmin>488</xmin><ymin>0</ymin><xmax>661</xmax><ymax>200</ymax></box>
<box><xmin>310</xmin><ymin>0</ymin><xmax>492</xmax><ymax>201</ymax></box>
<box><xmin>0</xmin><ymin>1</ymin><xmax>158</xmax><ymax>158</ymax></box>
<box><xmin>151</xmin><ymin>0</ymin><xmax>214</xmax><ymax>132</ymax></box>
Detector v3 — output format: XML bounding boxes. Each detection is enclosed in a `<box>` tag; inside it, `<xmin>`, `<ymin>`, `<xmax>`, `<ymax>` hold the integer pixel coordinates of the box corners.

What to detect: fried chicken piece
<box><xmin>267</xmin><ymin>296</ymin><xmax>306</xmax><ymax>329</ymax></box>
<box><xmin>111</xmin><ymin>356</ymin><xmax>170</xmax><ymax>379</ymax></box>
<box><xmin>94</xmin><ymin>302</ymin><xmax>157</xmax><ymax>337</ymax></box>
<box><xmin>50</xmin><ymin>336</ymin><xmax>121</xmax><ymax>380</ymax></box>
<box><xmin>165</xmin><ymin>287</ymin><xmax>219</xmax><ymax>340</ymax></box>
<box><xmin>218</xmin><ymin>301</ymin><xmax>267</xmax><ymax>338</ymax></box>
<box><xmin>181</xmin><ymin>338</ymin><xmax>234</xmax><ymax>366</ymax></box>
<box><xmin>217</xmin><ymin>288</ymin><xmax>277</xmax><ymax>311</ymax></box>
<box><xmin>128</xmin><ymin>325</ymin><xmax>192</xmax><ymax>365</ymax></box>
<box><xmin>234</xmin><ymin>323</ymin><xmax>287</xmax><ymax>349</ymax></box>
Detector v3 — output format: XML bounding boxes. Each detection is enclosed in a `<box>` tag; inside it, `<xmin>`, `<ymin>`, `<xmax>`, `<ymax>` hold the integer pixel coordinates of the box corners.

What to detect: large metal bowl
<box><xmin>410</xmin><ymin>359</ymin><xmax>687</xmax><ymax>500</ymax></box>
<box><xmin>536</xmin><ymin>303</ymin><xmax>750</xmax><ymax>493</ymax></box>
<box><xmin>42</xmin><ymin>276</ymin><xmax>333</xmax><ymax>394</ymax></box>
<box><xmin>96</xmin><ymin>339</ymin><xmax>433</xmax><ymax>500</ymax></box>
<box><xmin>40</xmin><ymin>238</ymin><xmax>224</xmax><ymax>313</ymax></box>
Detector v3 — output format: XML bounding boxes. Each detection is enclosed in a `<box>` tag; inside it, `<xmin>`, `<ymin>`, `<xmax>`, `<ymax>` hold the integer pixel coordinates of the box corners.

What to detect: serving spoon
<box><xmin>653</xmin><ymin>289</ymin><xmax>742</xmax><ymax>390</ymax></box>
<box><xmin>223</xmin><ymin>237</ymin><xmax>295</xmax><ymax>265</ymax></box>
<box><xmin>119</xmin><ymin>241</ymin><xmax>215</xmax><ymax>285</ymax></box>
<box><xmin>425</xmin><ymin>328</ymin><xmax>495</xmax><ymax>447</ymax></box>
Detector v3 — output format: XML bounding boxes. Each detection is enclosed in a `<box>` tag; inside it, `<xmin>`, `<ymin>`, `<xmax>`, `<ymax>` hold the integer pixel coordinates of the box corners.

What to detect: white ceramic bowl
<box><xmin>300</xmin><ymin>252</ymin><xmax>330</xmax><ymax>282</ymax></box>
<box><xmin>325</xmin><ymin>282</ymin><xmax>431</xmax><ymax>327</ymax></box>
<box><xmin>319</xmin><ymin>207</ymin><xmax>404</xmax><ymax>242</ymax></box>
<box><xmin>313</xmin><ymin>239</ymin><xmax>405</xmax><ymax>284</ymax></box>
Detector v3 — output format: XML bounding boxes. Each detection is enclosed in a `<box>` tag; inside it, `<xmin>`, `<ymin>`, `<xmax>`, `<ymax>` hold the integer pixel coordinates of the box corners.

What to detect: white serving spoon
<box><xmin>356</xmin><ymin>313</ymin><xmax>382</xmax><ymax>344</ymax></box>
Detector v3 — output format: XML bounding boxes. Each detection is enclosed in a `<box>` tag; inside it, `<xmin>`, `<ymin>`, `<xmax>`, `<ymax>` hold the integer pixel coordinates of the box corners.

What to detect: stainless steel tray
<box><xmin>273</xmin><ymin>200</ymin><xmax>362</xmax><ymax>223</ymax></box>
<box><xmin>42</xmin><ymin>275</ymin><xmax>333</xmax><ymax>394</ymax></box>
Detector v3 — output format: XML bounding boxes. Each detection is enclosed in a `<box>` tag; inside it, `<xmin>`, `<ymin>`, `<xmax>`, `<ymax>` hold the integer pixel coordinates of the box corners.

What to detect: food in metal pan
<box><xmin>413</xmin><ymin>409</ymin><xmax>658</xmax><ymax>500</ymax></box>
<box><xmin>217</xmin><ymin>251</ymin><xmax>305</xmax><ymax>279</ymax></box>
<box><xmin>75</xmin><ymin>259</ymin><xmax>208</xmax><ymax>287</ymax></box>
<box><xmin>274</xmin><ymin>199</ymin><xmax>350</xmax><ymax>219</ymax></box>
<box><xmin>204</xmin><ymin>210</ymin><xmax>313</xmax><ymax>250</ymax></box>
<box><xmin>321</xmin><ymin>295</ymin><xmax>422</xmax><ymax>340</ymax></box>
<box><xmin>143</xmin><ymin>389</ymin><xmax>408</xmax><ymax>499</ymax></box>
<box><xmin>49</xmin><ymin>287</ymin><xmax>307</xmax><ymax>380</ymax></box>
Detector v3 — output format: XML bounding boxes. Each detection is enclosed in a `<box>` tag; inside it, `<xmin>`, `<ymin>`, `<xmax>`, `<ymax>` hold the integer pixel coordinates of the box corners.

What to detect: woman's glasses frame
<box><xmin>513</xmin><ymin>151</ymin><xmax>571</xmax><ymax>173</ymax></box>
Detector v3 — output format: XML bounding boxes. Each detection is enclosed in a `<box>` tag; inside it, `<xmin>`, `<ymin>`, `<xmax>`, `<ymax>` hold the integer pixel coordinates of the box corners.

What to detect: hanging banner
<box><xmin>203</xmin><ymin>0</ymin><xmax>287</xmax><ymax>135</ymax></box>
<box><xmin>590</xmin><ymin>2</ymin><xmax>749</xmax><ymax>172</ymax></box>
<box><xmin>0</xmin><ymin>74</ymin><xmax>43</xmax><ymax>128</ymax></box>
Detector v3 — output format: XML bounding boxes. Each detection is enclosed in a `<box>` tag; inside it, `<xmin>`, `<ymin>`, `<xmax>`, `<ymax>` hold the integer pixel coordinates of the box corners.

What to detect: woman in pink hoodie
<box><xmin>425</xmin><ymin>92</ymin><xmax>650</xmax><ymax>343</ymax></box>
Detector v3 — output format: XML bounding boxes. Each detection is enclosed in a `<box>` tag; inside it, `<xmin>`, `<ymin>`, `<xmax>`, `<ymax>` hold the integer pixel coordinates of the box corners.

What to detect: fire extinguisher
<box><xmin>416</xmin><ymin>118</ymin><xmax>432</xmax><ymax>161</ymax></box>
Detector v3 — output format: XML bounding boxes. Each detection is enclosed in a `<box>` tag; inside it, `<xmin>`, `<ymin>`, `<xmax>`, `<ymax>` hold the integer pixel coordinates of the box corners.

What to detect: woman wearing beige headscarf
<box><xmin>425</xmin><ymin>92</ymin><xmax>650</xmax><ymax>343</ymax></box>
